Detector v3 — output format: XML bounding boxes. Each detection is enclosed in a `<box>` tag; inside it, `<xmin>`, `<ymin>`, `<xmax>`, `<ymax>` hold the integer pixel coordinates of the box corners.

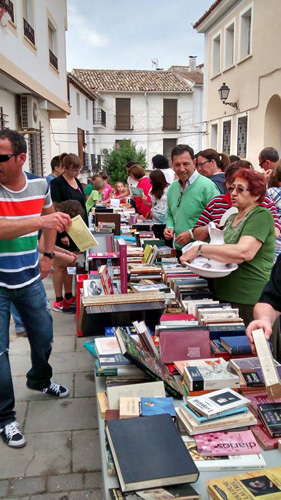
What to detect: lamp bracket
<box><xmin>222</xmin><ymin>100</ymin><xmax>239</xmax><ymax>110</ymax></box>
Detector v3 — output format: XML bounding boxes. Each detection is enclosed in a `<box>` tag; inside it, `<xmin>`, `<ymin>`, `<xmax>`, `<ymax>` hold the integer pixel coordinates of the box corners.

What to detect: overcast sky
<box><xmin>66</xmin><ymin>0</ymin><xmax>212</xmax><ymax>71</ymax></box>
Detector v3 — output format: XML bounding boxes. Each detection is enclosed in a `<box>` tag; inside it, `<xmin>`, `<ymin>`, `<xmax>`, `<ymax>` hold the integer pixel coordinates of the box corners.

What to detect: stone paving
<box><xmin>0</xmin><ymin>278</ymin><xmax>103</xmax><ymax>500</ymax></box>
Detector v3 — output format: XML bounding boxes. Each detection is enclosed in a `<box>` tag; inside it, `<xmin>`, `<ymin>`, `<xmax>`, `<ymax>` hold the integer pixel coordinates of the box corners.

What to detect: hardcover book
<box><xmin>159</xmin><ymin>329</ymin><xmax>211</xmax><ymax>364</ymax></box>
<box><xmin>251</xmin><ymin>424</ymin><xmax>280</xmax><ymax>450</ymax></box>
<box><xmin>183</xmin><ymin>358</ymin><xmax>240</xmax><ymax>392</ymax></box>
<box><xmin>195</xmin><ymin>429</ymin><xmax>260</xmax><ymax>456</ymax></box>
<box><xmin>187</xmin><ymin>388</ymin><xmax>250</xmax><ymax>418</ymax></box>
<box><xmin>207</xmin><ymin>466</ymin><xmax>281</xmax><ymax>500</ymax></box>
<box><xmin>115</xmin><ymin>327</ymin><xmax>183</xmax><ymax>399</ymax></box>
<box><xmin>220</xmin><ymin>335</ymin><xmax>252</xmax><ymax>355</ymax></box>
<box><xmin>246</xmin><ymin>392</ymin><xmax>281</xmax><ymax>416</ymax></box>
<box><xmin>119</xmin><ymin>396</ymin><xmax>140</xmax><ymax>419</ymax></box>
<box><xmin>105</xmin><ymin>414</ymin><xmax>199</xmax><ymax>492</ymax></box>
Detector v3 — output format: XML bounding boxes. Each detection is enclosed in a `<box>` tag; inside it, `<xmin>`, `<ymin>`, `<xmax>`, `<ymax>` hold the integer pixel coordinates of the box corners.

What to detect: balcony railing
<box><xmin>162</xmin><ymin>115</ymin><xmax>181</xmax><ymax>131</ymax></box>
<box><xmin>49</xmin><ymin>49</ymin><xmax>58</xmax><ymax>70</ymax></box>
<box><xmin>115</xmin><ymin>115</ymin><xmax>134</xmax><ymax>131</ymax></box>
<box><xmin>93</xmin><ymin>108</ymin><xmax>106</xmax><ymax>127</ymax></box>
<box><xmin>0</xmin><ymin>0</ymin><xmax>14</xmax><ymax>23</ymax></box>
<box><xmin>23</xmin><ymin>17</ymin><xmax>35</xmax><ymax>45</ymax></box>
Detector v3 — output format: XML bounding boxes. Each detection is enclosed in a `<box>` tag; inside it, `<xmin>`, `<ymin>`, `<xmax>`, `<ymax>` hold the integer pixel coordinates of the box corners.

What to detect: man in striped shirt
<box><xmin>0</xmin><ymin>129</ymin><xmax>71</xmax><ymax>448</ymax></box>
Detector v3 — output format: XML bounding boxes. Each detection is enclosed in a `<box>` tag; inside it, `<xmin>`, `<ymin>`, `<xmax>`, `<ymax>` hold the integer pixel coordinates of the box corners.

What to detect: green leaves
<box><xmin>103</xmin><ymin>140</ymin><xmax>147</xmax><ymax>185</ymax></box>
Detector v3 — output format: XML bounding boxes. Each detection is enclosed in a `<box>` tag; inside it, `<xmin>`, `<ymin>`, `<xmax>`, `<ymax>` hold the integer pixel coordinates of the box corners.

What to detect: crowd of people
<box><xmin>1</xmin><ymin>127</ymin><xmax>281</xmax><ymax>450</ymax></box>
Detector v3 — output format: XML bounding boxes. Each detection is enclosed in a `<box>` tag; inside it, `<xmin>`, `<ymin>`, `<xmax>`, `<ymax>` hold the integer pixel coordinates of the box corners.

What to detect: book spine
<box><xmin>230</xmin><ymin>346</ymin><xmax>252</xmax><ymax>355</ymax></box>
<box><xmin>119</xmin><ymin>242</ymin><xmax>128</xmax><ymax>294</ymax></box>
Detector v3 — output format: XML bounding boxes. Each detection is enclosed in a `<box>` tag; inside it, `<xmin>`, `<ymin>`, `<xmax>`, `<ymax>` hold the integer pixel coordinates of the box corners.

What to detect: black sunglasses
<box><xmin>177</xmin><ymin>192</ymin><xmax>183</xmax><ymax>207</ymax></box>
<box><xmin>0</xmin><ymin>154</ymin><xmax>19</xmax><ymax>163</ymax></box>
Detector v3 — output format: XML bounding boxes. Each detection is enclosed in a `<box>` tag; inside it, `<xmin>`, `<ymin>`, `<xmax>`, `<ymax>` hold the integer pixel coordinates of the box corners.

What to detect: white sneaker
<box><xmin>0</xmin><ymin>421</ymin><xmax>26</xmax><ymax>448</ymax></box>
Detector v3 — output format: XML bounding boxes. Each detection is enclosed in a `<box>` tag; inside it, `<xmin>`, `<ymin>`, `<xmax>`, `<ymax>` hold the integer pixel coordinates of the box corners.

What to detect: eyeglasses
<box><xmin>66</xmin><ymin>167</ymin><xmax>81</xmax><ymax>173</ymax></box>
<box><xmin>228</xmin><ymin>185</ymin><xmax>249</xmax><ymax>194</ymax></box>
<box><xmin>197</xmin><ymin>160</ymin><xmax>210</xmax><ymax>168</ymax></box>
<box><xmin>259</xmin><ymin>160</ymin><xmax>266</xmax><ymax>167</ymax></box>
<box><xmin>0</xmin><ymin>154</ymin><xmax>19</xmax><ymax>163</ymax></box>
<box><xmin>177</xmin><ymin>191</ymin><xmax>183</xmax><ymax>207</ymax></box>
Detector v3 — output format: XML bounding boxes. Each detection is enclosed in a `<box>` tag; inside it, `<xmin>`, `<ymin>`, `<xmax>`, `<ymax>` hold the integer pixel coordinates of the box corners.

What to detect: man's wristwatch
<box><xmin>43</xmin><ymin>252</ymin><xmax>55</xmax><ymax>260</ymax></box>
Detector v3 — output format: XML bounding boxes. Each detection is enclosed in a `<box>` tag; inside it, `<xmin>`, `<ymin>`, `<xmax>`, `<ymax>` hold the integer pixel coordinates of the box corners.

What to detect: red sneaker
<box><xmin>53</xmin><ymin>299</ymin><xmax>75</xmax><ymax>314</ymax></box>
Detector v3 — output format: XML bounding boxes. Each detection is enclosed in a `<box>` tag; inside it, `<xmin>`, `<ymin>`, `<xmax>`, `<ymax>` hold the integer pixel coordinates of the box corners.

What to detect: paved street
<box><xmin>0</xmin><ymin>278</ymin><xmax>103</xmax><ymax>500</ymax></box>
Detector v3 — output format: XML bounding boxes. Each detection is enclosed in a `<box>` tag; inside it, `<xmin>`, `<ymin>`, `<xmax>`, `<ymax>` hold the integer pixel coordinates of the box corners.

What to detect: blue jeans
<box><xmin>0</xmin><ymin>279</ymin><xmax>53</xmax><ymax>427</ymax></box>
<box><xmin>10</xmin><ymin>303</ymin><xmax>25</xmax><ymax>333</ymax></box>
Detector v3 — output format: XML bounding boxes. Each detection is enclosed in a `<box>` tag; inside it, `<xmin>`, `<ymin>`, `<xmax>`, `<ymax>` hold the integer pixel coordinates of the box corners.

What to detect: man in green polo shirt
<box><xmin>163</xmin><ymin>144</ymin><xmax>219</xmax><ymax>257</ymax></box>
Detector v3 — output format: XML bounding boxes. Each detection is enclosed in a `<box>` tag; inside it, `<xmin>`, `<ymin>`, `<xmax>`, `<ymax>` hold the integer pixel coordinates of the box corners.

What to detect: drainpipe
<box><xmin>145</xmin><ymin>92</ymin><xmax>150</xmax><ymax>166</ymax></box>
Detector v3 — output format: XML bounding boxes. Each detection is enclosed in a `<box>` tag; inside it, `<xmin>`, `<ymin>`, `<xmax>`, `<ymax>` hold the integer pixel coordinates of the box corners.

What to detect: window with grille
<box><xmin>222</xmin><ymin>121</ymin><xmax>231</xmax><ymax>154</ymax></box>
<box><xmin>28</xmin><ymin>126</ymin><xmax>45</xmax><ymax>177</ymax></box>
<box><xmin>0</xmin><ymin>0</ymin><xmax>14</xmax><ymax>22</ymax></box>
<box><xmin>237</xmin><ymin>116</ymin><xmax>247</xmax><ymax>158</ymax></box>
<box><xmin>0</xmin><ymin>107</ymin><xmax>9</xmax><ymax>129</ymax></box>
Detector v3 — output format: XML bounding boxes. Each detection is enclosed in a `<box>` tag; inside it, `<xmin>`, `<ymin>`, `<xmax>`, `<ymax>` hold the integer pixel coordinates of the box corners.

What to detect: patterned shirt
<box><xmin>0</xmin><ymin>172</ymin><xmax>52</xmax><ymax>288</ymax></box>
<box><xmin>193</xmin><ymin>192</ymin><xmax>281</xmax><ymax>231</ymax></box>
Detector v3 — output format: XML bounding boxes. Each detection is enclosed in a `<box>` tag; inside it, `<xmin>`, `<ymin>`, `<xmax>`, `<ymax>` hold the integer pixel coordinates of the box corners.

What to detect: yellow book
<box><xmin>207</xmin><ymin>466</ymin><xmax>281</xmax><ymax>499</ymax></box>
<box><xmin>67</xmin><ymin>215</ymin><xmax>98</xmax><ymax>252</ymax></box>
<box><xmin>97</xmin><ymin>392</ymin><xmax>109</xmax><ymax>419</ymax></box>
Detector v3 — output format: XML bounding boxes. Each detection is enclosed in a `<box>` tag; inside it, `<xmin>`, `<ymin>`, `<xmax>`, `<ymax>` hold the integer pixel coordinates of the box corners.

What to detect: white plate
<box><xmin>184</xmin><ymin>261</ymin><xmax>238</xmax><ymax>278</ymax></box>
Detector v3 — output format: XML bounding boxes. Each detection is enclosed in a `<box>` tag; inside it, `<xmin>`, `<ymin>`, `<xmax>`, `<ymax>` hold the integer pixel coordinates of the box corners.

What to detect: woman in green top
<box><xmin>181</xmin><ymin>168</ymin><xmax>275</xmax><ymax>326</ymax></box>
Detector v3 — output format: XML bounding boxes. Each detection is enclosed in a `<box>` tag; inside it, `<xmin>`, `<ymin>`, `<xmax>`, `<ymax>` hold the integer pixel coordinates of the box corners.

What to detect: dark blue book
<box><xmin>140</xmin><ymin>397</ymin><xmax>176</xmax><ymax>418</ymax></box>
<box><xmin>220</xmin><ymin>335</ymin><xmax>251</xmax><ymax>354</ymax></box>
<box><xmin>106</xmin><ymin>414</ymin><xmax>199</xmax><ymax>492</ymax></box>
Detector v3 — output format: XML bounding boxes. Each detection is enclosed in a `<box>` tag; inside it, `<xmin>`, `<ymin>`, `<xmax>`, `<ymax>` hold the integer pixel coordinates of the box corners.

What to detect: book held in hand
<box><xmin>105</xmin><ymin>414</ymin><xmax>199</xmax><ymax>492</ymax></box>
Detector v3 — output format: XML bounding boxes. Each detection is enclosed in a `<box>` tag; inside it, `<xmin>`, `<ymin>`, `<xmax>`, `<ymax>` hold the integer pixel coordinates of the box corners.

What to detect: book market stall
<box><xmin>77</xmin><ymin>203</ymin><xmax>281</xmax><ymax>500</ymax></box>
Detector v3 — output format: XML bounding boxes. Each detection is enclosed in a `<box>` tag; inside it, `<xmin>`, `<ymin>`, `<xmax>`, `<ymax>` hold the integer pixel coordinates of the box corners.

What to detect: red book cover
<box><xmin>160</xmin><ymin>329</ymin><xmax>211</xmax><ymax>364</ymax></box>
<box><xmin>251</xmin><ymin>424</ymin><xmax>280</xmax><ymax>450</ymax></box>
<box><xmin>118</xmin><ymin>240</ymin><xmax>128</xmax><ymax>294</ymax></box>
<box><xmin>160</xmin><ymin>313</ymin><xmax>197</xmax><ymax>322</ymax></box>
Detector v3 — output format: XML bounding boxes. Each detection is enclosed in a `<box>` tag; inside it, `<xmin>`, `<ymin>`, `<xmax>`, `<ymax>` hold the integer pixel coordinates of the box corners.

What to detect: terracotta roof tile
<box><xmin>168</xmin><ymin>66</ymin><xmax>203</xmax><ymax>85</ymax></box>
<box><xmin>193</xmin><ymin>0</ymin><xmax>223</xmax><ymax>29</ymax></box>
<box><xmin>71</xmin><ymin>69</ymin><xmax>193</xmax><ymax>92</ymax></box>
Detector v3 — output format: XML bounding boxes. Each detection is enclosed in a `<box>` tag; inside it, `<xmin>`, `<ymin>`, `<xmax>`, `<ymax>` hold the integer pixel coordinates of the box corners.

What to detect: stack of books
<box><xmin>228</xmin><ymin>357</ymin><xmax>280</xmax><ymax>393</ymax></box>
<box><xmin>182</xmin><ymin>358</ymin><xmax>240</xmax><ymax>394</ymax></box>
<box><xmin>176</xmin><ymin>388</ymin><xmax>257</xmax><ymax>436</ymax></box>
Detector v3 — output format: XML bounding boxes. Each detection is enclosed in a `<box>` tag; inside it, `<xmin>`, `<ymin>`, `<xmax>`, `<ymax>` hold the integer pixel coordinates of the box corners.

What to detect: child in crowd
<box><xmin>142</xmin><ymin>169</ymin><xmax>169</xmax><ymax>224</ymax></box>
<box><xmin>113</xmin><ymin>181</ymin><xmax>127</xmax><ymax>203</ymax></box>
<box><xmin>83</xmin><ymin>173</ymin><xmax>102</xmax><ymax>200</ymax></box>
<box><xmin>86</xmin><ymin>178</ymin><xmax>106</xmax><ymax>213</ymax></box>
<box><xmin>101</xmin><ymin>172</ymin><xmax>112</xmax><ymax>201</ymax></box>
<box><xmin>40</xmin><ymin>199</ymin><xmax>84</xmax><ymax>313</ymax></box>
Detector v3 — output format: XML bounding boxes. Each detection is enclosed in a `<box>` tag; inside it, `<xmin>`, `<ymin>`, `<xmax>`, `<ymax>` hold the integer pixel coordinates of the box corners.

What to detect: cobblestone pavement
<box><xmin>0</xmin><ymin>278</ymin><xmax>103</xmax><ymax>500</ymax></box>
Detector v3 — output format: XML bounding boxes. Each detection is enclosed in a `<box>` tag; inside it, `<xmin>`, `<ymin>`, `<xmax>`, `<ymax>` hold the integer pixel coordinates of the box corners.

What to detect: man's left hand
<box><xmin>175</xmin><ymin>231</ymin><xmax>191</xmax><ymax>247</ymax></box>
<box><xmin>39</xmin><ymin>256</ymin><xmax>53</xmax><ymax>279</ymax></box>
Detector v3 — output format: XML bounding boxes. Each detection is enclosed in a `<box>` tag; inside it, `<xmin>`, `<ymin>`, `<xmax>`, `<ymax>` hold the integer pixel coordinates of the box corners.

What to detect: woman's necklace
<box><xmin>234</xmin><ymin>203</ymin><xmax>257</xmax><ymax>223</ymax></box>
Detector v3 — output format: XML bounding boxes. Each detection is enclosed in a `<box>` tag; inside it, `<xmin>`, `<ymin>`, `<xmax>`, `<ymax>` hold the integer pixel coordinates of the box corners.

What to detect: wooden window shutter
<box><xmin>116</xmin><ymin>98</ymin><xmax>130</xmax><ymax>129</ymax></box>
<box><xmin>163</xmin><ymin>99</ymin><xmax>177</xmax><ymax>130</ymax></box>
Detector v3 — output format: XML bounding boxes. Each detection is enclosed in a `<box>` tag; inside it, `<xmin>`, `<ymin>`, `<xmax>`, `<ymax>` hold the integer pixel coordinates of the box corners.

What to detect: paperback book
<box><xmin>187</xmin><ymin>388</ymin><xmax>250</xmax><ymax>418</ymax></box>
<box><xmin>257</xmin><ymin>403</ymin><xmax>281</xmax><ymax>437</ymax></box>
<box><xmin>195</xmin><ymin>429</ymin><xmax>260</xmax><ymax>456</ymax></box>
<box><xmin>183</xmin><ymin>358</ymin><xmax>240</xmax><ymax>392</ymax></box>
<box><xmin>140</xmin><ymin>397</ymin><xmax>176</xmax><ymax>418</ymax></box>
<box><xmin>207</xmin><ymin>466</ymin><xmax>281</xmax><ymax>499</ymax></box>
<box><xmin>182</xmin><ymin>435</ymin><xmax>266</xmax><ymax>472</ymax></box>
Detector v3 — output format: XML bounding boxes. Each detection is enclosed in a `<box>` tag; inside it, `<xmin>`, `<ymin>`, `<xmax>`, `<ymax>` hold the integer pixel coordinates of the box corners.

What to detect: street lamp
<box><xmin>218</xmin><ymin>82</ymin><xmax>239</xmax><ymax>110</ymax></box>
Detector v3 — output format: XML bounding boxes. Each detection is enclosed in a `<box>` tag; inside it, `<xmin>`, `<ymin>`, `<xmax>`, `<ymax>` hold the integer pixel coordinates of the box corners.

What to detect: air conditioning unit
<box><xmin>101</xmin><ymin>148</ymin><xmax>109</xmax><ymax>155</ymax></box>
<box><xmin>20</xmin><ymin>95</ymin><xmax>40</xmax><ymax>130</ymax></box>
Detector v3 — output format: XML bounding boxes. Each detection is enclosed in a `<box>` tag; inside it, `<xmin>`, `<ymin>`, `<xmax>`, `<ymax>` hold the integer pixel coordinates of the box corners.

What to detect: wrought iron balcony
<box><xmin>93</xmin><ymin>108</ymin><xmax>106</xmax><ymax>127</ymax></box>
<box><xmin>162</xmin><ymin>115</ymin><xmax>181</xmax><ymax>131</ymax></box>
<box><xmin>49</xmin><ymin>49</ymin><xmax>58</xmax><ymax>70</ymax></box>
<box><xmin>23</xmin><ymin>17</ymin><xmax>35</xmax><ymax>45</ymax></box>
<box><xmin>0</xmin><ymin>0</ymin><xmax>14</xmax><ymax>23</ymax></box>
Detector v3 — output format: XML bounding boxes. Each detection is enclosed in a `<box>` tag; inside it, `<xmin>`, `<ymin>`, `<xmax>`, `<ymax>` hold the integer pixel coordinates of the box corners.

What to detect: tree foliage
<box><xmin>102</xmin><ymin>140</ymin><xmax>147</xmax><ymax>185</ymax></box>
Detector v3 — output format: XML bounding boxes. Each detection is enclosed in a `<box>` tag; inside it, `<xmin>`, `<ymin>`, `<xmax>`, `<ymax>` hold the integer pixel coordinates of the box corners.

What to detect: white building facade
<box><xmin>0</xmin><ymin>0</ymin><xmax>70</xmax><ymax>174</ymax></box>
<box><xmin>194</xmin><ymin>0</ymin><xmax>281</xmax><ymax>165</ymax></box>
<box><xmin>70</xmin><ymin>68</ymin><xmax>204</xmax><ymax>167</ymax></box>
